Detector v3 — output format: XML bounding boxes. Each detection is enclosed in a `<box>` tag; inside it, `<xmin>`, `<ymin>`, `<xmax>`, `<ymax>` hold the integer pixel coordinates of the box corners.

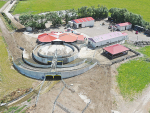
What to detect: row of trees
<box><xmin>78</xmin><ymin>5</ymin><xmax>108</xmax><ymax>19</ymax></box>
<box><xmin>19</xmin><ymin>5</ymin><xmax>150</xmax><ymax>30</ymax></box>
<box><xmin>19</xmin><ymin>5</ymin><xmax>108</xmax><ymax>29</ymax></box>
<box><xmin>109</xmin><ymin>8</ymin><xmax>150</xmax><ymax>29</ymax></box>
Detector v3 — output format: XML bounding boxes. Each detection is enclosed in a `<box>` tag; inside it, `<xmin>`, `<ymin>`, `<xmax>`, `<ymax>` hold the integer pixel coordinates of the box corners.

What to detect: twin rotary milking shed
<box><xmin>69</xmin><ymin>17</ymin><xmax>94</xmax><ymax>28</ymax></box>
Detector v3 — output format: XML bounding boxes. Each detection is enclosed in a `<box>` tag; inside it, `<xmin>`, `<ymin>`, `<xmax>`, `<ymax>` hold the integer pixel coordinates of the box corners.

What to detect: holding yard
<box><xmin>14</xmin><ymin>0</ymin><xmax>150</xmax><ymax>21</ymax></box>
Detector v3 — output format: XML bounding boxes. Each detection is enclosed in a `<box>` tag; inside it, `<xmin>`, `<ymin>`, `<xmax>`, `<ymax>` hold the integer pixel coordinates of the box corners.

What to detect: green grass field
<box><xmin>117</xmin><ymin>59</ymin><xmax>150</xmax><ymax>98</ymax></box>
<box><xmin>139</xmin><ymin>46</ymin><xmax>150</xmax><ymax>57</ymax></box>
<box><xmin>0</xmin><ymin>1</ymin><xmax>6</xmax><ymax>8</ymax></box>
<box><xmin>0</xmin><ymin>35</ymin><xmax>35</xmax><ymax>99</ymax></box>
<box><xmin>13</xmin><ymin>0</ymin><xmax>150</xmax><ymax>21</ymax></box>
<box><xmin>117</xmin><ymin>46</ymin><xmax>150</xmax><ymax>99</ymax></box>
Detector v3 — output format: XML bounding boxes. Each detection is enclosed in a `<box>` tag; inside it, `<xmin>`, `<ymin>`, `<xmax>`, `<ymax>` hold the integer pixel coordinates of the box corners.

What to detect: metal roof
<box><xmin>73</xmin><ymin>17</ymin><xmax>94</xmax><ymax>23</ymax></box>
<box><xmin>38</xmin><ymin>33</ymin><xmax>57</xmax><ymax>42</ymax></box>
<box><xmin>116</xmin><ymin>22</ymin><xmax>132</xmax><ymax>27</ymax></box>
<box><xmin>77</xmin><ymin>35</ymin><xmax>85</xmax><ymax>41</ymax></box>
<box><xmin>89</xmin><ymin>32</ymin><xmax>126</xmax><ymax>43</ymax></box>
<box><xmin>103</xmin><ymin>44</ymin><xmax>129</xmax><ymax>55</ymax></box>
<box><xmin>59</xmin><ymin>33</ymin><xmax>77</xmax><ymax>42</ymax></box>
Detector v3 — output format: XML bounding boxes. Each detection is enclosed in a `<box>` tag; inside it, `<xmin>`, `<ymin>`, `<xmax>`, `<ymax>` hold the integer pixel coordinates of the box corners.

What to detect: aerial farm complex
<box><xmin>13</xmin><ymin>19</ymin><xmax>133</xmax><ymax>81</ymax></box>
<box><xmin>1</xmin><ymin>0</ymin><xmax>150</xmax><ymax>113</ymax></box>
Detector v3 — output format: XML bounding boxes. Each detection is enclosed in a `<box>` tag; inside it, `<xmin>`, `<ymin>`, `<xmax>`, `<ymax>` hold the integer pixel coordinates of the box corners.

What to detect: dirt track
<box><xmin>0</xmin><ymin>1</ymin><xmax>37</xmax><ymax>60</ymax></box>
<box><xmin>27</xmin><ymin>65</ymin><xmax>112</xmax><ymax>113</ymax></box>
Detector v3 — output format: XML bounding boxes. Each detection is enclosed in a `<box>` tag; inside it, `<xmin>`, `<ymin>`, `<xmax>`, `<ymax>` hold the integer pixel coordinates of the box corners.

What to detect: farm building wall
<box><xmin>88</xmin><ymin>35</ymin><xmax>127</xmax><ymax>48</ymax></box>
<box><xmin>126</xmin><ymin>24</ymin><xmax>132</xmax><ymax>29</ymax></box>
<box><xmin>13</xmin><ymin>60</ymin><xmax>97</xmax><ymax>80</ymax></box>
<box><xmin>73</xmin><ymin>20</ymin><xmax>94</xmax><ymax>29</ymax></box>
<box><xmin>116</xmin><ymin>23</ymin><xmax>132</xmax><ymax>31</ymax></box>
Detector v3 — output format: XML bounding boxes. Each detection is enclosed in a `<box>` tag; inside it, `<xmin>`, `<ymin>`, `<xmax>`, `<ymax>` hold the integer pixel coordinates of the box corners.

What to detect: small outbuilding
<box><xmin>72</xmin><ymin>17</ymin><xmax>94</xmax><ymax>29</ymax></box>
<box><xmin>103</xmin><ymin>44</ymin><xmax>129</xmax><ymax>59</ymax></box>
<box><xmin>88</xmin><ymin>32</ymin><xmax>128</xmax><ymax>48</ymax></box>
<box><xmin>115</xmin><ymin>22</ymin><xmax>132</xmax><ymax>31</ymax></box>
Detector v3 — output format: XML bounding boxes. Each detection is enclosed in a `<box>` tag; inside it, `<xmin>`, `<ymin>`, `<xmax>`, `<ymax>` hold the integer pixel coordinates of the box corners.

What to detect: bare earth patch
<box><xmin>27</xmin><ymin>65</ymin><xmax>112</xmax><ymax>113</ymax></box>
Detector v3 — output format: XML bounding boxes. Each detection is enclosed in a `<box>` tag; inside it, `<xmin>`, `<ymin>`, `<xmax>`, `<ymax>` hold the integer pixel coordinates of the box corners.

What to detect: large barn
<box><xmin>88</xmin><ymin>32</ymin><xmax>128</xmax><ymax>48</ymax></box>
<box><xmin>71</xmin><ymin>17</ymin><xmax>94</xmax><ymax>28</ymax></box>
<box><xmin>115</xmin><ymin>22</ymin><xmax>132</xmax><ymax>31</ymax></box>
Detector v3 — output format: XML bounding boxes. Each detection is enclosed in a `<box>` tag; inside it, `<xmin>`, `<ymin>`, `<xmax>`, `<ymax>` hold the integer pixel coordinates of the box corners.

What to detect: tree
<box><xmin>78</xmin><ymin>6</ymin><xmax>88</xmax><ymax>18</ymax></box>
<box><xmin>46</xmin><ymin>12</ymin><xmax>62</xmax><ymax>27</ymax></box>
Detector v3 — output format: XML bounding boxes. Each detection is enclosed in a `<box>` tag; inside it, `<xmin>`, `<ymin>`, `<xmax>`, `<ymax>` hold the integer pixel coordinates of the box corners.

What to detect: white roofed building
<box><xmin>88</xmin><ymin>32</ymin><xmax>128</xmax><ymax>48</ymax></box>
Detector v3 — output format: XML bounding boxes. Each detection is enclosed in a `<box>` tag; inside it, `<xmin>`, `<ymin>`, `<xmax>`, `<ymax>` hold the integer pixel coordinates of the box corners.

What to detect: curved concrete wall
<box><xmin>13</xmin><ymin>61</ymin><xmax>97</xmax><ymax>80</ymax></box>
<box><xmin>71</xmin><ymin>43</ymin><xmax>80</xmax><ymax>51</ymax></box>
<box><xmin>33</xmin><ymin>43</ymin><xmax>79</xmax><ymax>64</ymax></box>
<box><xmin>23</xmin><ymin>51</ymin><xmax>87</xmax><ymax>68</ymax></box>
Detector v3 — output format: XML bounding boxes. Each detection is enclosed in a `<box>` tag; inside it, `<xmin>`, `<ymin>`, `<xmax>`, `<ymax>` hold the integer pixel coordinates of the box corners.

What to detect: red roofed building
<box><xmin>77</xmin><ymin>35</ymin><xmax>85</xmax><ymax>43</ymax></box>
<box><xmin>59</xmin><ymin>33</ymin><xmax>77</xmax><ymax>42</ymax></box>
<box><xmin>103</xmin><ymin>44</ymin><xmax>129</xmax><ymax>59</ymax></box>
<box><xmin>115</xmin><ymin>22</ymin><xmax>132</xmax><ymax>31</ymax></box>
<box><xmin>72</xmin><ymin>17</ymin><xmax>94</xmax><ymax>28</ymax></box>
<box><xmin>38</xmin><ymin>33</ymin><xmax>57</xmax><ymax>42</ymax></box>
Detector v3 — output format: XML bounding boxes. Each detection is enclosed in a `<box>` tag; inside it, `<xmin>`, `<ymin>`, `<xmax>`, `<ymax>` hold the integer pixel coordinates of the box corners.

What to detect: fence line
<box><xmin>52</xmin><ymin>86</ymin><xmax>65</xmax><ymax>113</ymax></box>
<box><xmin>82</xmin><ymin>100</ymin><xmax>91</xmax><ymax>113</ymax></box>
<box><xmin>62</xmin><ymin>79</ymin><xmax>75</xmax><ymax>93</ymax></box>
<box><xmin>56</xmin><ymin>102</ymin><xmax>74</xmax><ymax>113</ymax></box>
<box><xmin>5</xmin><ymin>80</ymin><xmax>43</xmax><ymax>106</ymax></box>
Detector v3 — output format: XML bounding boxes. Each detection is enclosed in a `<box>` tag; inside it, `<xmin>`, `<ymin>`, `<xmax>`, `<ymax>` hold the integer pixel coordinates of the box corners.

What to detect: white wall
<box><xmin>126</xmin><ymin>24</ymin><xmax>132</xmax><ymax>29</ymax></box>
<box><xmin>88</xmin><ymin>35</ymin><xmax>127</xmax><ymax>47</ymax></box>
<box><xmin>73</xmin><ymin>20</ymin><xmax>94</xmax><ymax>28</ymax></box>
<box><xmin>13</xmin><ymin>60</ymin><xmax>97</xmax><ymax>80</ymax></box>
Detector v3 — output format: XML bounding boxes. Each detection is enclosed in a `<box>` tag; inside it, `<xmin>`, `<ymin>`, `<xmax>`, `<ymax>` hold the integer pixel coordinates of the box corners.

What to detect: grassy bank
<box><xmin>117</xmin><ymin>45</ymin><xmax>150</xmax><ymax>99</ymax></box>
<box><xmin>0</xmin><ymin>13</ymin><xmax>16</xmax><ymax>31</ymax></box>
<box><xmin>0</xmin><ymin>1</ymin><xmax>6</xmax><ymax>8</ymax></box>
<box><xmin>0</xmin><ymin>35</ymin><xmax>35</xmax><ymax>99</ymax></box>
<box><xmin>13</xmin><ymin>0</ymin><xmax>150</xmax><ymax>21</ymax></box>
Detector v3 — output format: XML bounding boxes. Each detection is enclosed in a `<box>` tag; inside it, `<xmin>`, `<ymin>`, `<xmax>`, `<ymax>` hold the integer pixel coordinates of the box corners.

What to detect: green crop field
<box><xmin>13</xmin><ymin>0</ymin><xmax>150</xmax><ymax>22</ymax></box>
<box><xmin>0</xmin><ymin>35</ymin><xmax>35</xmax><ymax>99</ymax></box>
<box><xmin>0</xmin><ymin>1</ymin><xmax>6</xmax><ymax>8</ymax></box>
<box><xmin>117</xmin><ymin>46</ymin><xmax>150</xmax><ymax>99</ymax></box>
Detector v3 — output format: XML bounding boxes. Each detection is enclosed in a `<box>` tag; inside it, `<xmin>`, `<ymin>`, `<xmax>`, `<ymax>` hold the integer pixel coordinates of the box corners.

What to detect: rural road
<box><xmin>3</xmin><ymin>0</ymin><xmax>24</xmax><ymax>29</ymax></box>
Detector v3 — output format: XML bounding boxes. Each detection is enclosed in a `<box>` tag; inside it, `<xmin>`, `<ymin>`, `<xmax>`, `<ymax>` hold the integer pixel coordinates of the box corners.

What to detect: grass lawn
<box><xmin>0</xmin><ymin>1</ymin><xmax>6</xmax><ymax>8</ymax></box>
<box><xmin>13</xmin><ymin>0</ymin><xmax>150</xmax><ymax>21</ymax></box>
<box><xmin>117</xmin><ymin>46</ymin><xmax>150</xmax><ymax>99</ymax></box>
<box><xmin>117</xmin><ymin>59</ymin><xmax>150</xmax><ymax>98</ymax></box>
<box><xmin>139</xmin><ymin>46</ymin><xmax>150</xmax><ymax>57</ymax></box>
<box><xmin>0</xmin><ymin>35</ymin><xmax>35</xmax><ymax>99</ymax></box>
